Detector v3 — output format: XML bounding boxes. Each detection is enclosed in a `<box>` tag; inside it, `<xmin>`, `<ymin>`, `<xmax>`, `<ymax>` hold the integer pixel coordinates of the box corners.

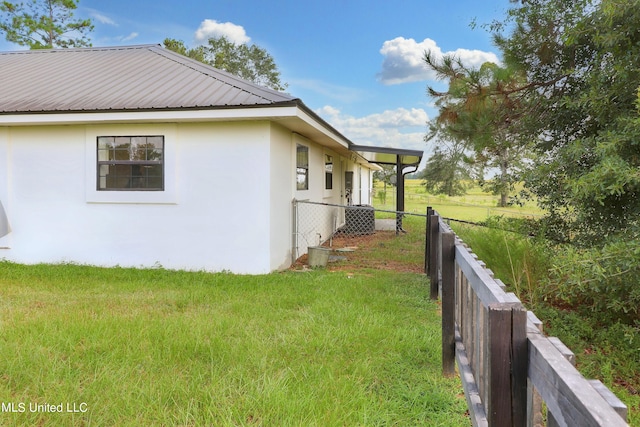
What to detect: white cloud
<box><xmin>317</xmin><ymin>106</ymin><xmax>429</xmax><ymax>153</ymax></box>
<box><xmin>377</xmin><ymin>37</ymin><xmax>500</xmax><ymax>85</ymax></box>
<box><xmin>194</xmin><ymin>19</ymin><xmax>250</xmax><ymax>45</ymax></box>
<box><xmin>120</xmin><ymin>32</ymin><xmax>139</xmax><ymax>42</ymax></box>
<box><xmin>87</xmin><ymin>9</ymin><xmax>117</xmax><ymax>26</ymax></box>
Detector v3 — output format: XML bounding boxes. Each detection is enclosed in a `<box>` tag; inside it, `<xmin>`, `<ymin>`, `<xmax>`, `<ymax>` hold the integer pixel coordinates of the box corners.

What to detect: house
<box><xmin>0</xmin><ymin>44</ymin><xmax>395</xmax><ymax>274</ymax></box>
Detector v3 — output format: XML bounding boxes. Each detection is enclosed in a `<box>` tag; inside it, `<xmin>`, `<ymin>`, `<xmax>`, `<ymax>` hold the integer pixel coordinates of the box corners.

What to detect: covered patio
<box><xmin>350</xmin><ymin>144</ymin><xmax>423</xmax><ymax>232</ymax></box>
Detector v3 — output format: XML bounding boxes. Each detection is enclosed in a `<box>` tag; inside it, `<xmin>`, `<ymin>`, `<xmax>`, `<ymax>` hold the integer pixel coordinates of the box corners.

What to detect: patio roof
<box><xmin>349</xmin><ymin>144</ymin><xmax>424</xmax><ymax>234</ymax></box>
<box><xmin>349</xmin><ymin>144</ymin><xmax>423</xmax><ymax>167</ymax></box>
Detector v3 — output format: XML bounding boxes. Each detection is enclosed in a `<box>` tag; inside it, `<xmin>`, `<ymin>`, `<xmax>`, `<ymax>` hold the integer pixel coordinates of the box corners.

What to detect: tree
<box><xmin>373</xmin><ymin>165</ymin><xmax>396</xmax><ymax>205</ymax></box>
<box><xmin>421</xmin><ymin>121</ymin><xmax>475</xmax><ymax>196</ymax></box>
<box><xmin>0</xmin><ymin>0</ymin><xmax>93</xmax><ymax>49</ymax></box>
<box><xmin>424</xmin><ymin>54</ymin><xmax>530</xmax><ymax>206</ymax></box>
<box><xmin>491</xmin><ymin>0</ymin><xmax>640</xmax><ymax>242</ymax></box>
<box><xmin>163</xmin><ymin>36</ymin><xmax>287</xmax><ymax>91</ymax></box>
<box><xmin>161</xmin><ymin>38</ymin><xmax>206</xmax><ymax>63</ymax></box>
<box><xmin>421</xmin><ymin>147</ymin><xmax>473</xmax><ymax>197</ymax></box>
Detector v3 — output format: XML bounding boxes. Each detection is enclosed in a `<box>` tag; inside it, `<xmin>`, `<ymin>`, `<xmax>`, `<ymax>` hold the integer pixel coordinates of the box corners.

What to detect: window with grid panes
<box><xmin>97</xmin><ymin>136</ymin><xmax>164</xmax><ymax>191</ymax></box>
<box><xmin>296</xmin><ymin>144</ymin><xmax>309</xmax><ymax>190</ymax></box>
<box><xmin>325</xmin><ymin>154</ymin><xmax>333</xmax><ymax>189</ymax></box>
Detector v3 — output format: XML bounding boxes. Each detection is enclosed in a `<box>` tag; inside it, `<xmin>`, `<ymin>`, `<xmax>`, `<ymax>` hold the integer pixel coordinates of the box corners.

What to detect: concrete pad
<box><xmin>375</xmin><ymin>219</ymin><xmax>396</xmax><ymax>231</ymax></box>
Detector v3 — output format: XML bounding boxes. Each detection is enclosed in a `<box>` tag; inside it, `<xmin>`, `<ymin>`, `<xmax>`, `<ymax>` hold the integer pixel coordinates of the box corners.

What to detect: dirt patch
<box><xmin>291</xmin><ymin>231</ymin><xmax>425</xmax><ymax>274</ymax></box>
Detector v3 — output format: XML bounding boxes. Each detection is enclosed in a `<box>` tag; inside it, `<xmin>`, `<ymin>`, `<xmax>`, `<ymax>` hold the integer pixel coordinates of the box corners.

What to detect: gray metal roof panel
<box><xmin>0</xmin><ymin>44</ymin><xmax>298</xmax><ymax>113</ymax></box>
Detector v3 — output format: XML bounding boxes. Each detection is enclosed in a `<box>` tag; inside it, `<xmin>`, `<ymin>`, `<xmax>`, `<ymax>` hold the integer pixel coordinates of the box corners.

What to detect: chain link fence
<box><xmin>292</xmin><ymin>199</ymin><xmax>428</xmax><ymax>266</ymax></box>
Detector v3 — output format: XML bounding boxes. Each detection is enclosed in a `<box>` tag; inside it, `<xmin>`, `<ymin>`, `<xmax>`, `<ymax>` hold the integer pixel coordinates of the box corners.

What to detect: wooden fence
<box><xmin>426</xmin><ymin>207</ymin><xmax>629</xmax><ymax>427</ymax></box>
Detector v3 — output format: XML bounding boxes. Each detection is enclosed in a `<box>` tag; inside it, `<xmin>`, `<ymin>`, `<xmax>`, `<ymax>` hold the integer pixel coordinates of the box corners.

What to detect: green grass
<box><xmin>359</xmin><ymin>214</ymin><xmax>427</xmax><ymax>271</ymax></box>
<box><xmin>448</xmin><ymin>222</ymin><xmax>551</xmax><ymax>308</ymax></box>
<box><xmin>0</xmin><ymin>262</ymin><xmax>468</xmax><ymax>426</ymax></box>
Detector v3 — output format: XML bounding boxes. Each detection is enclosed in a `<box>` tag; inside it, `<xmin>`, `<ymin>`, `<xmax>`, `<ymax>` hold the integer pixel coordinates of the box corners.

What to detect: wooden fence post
<box><xmin>511</xmin><ymin>304</ymin><xmax>528</xmax><ymax>427</ymax></box>
<box><xmin>441</xmin><ymin>231</ymin><xmax>456</xmax><ymax>376</ymax></box>
<box><xmin>425</xmin><ymin>206</ymin><xmax>433</xmax><ymax>275</ymax></box>
<box><xmin>488</xmin><ymin>303</ymin><xmax>513</xmax><ymax>427</ymax></box>
<box><xmin>488</xmin><ymin>302</ymin><xmax>528</xmax><ymax>427</ymax></box>
<box><xmin>429</xmin><ymin>213</ymin><xmax>439</xmax><ymax>300</ymax></box>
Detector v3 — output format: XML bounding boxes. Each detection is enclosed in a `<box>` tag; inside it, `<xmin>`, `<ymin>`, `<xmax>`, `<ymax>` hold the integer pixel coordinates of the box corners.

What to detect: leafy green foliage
<box><xmin>163</xmin><ymin>37</ymin><xmax>287</xmax><ymax>91</ymax></box>
<box><xmin>161</xmin><ymin>37</ymin><xmax>206</xmax><ymax>62</ymax></box>
<box><xmin>492</xmin><ymin>0</ymin><xmax>640</xmax><ymax>241</ymax></box>
<box><xmin>452</xmin><ymin>219</ymin><xmax>552</xmax><ymax>307</ymax></box>
<box><xmin>420</xmin><ymin>145</ymin><xmax>472</xmax><ymax>196</ymax></box>
<box><xmin>373</xmin><ymin>164</ymin><xmax>395</xmax><ymax>187</ymax></box>
<box><xmin>456</xmin><ymin>214</ymin><xmax>640</xmax><ymax>327</ymax></box>
<box><xmin>547</xmin><ymin>234</ymin><xmax>640</xmax><ymax>326</ymax></box>
<box><xmin>0</xmin><ymin>0</ymin><xmax>93</xmax><ymax>49</ymax></box>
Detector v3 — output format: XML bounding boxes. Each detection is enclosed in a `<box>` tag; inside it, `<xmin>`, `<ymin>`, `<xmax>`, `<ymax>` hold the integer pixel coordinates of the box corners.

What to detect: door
<box><xmin>344</xmin><ymin>171</ymin><xmax>353</xmax><ymax>206</ymax></box>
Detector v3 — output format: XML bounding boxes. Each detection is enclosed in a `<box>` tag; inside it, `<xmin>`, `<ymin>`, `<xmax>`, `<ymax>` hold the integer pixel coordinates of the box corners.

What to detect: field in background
<box><xmin>373</xmin><ymin>179</ymin><xmax>543</xmax><ymax>222</ymax></box>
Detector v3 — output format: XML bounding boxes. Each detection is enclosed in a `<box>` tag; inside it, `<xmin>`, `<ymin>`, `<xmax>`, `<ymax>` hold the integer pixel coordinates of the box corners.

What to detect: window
<box><xmin>325</xmin><ymin>154</ymin><xmax>333</xmax><ymax>190</ymax></box>
<box><xmin>296</xmin><ymin>144</ymin><xmax>309</xmax><ymax>190</ymax></box>
<box><xmin>97</xmin><ymin>136</ymin><xmax>164</xmax><ymax>191</ymax></box>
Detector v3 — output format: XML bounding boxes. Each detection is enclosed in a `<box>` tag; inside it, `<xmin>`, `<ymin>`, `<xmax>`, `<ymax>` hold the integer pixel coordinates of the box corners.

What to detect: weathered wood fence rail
<box><xmin>426</xmin><ymin>207</ymin><xmax>628</xmax><ymax>427</ymax></box>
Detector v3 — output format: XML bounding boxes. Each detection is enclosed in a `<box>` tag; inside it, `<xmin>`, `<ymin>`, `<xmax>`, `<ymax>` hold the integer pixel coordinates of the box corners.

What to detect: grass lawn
<box><xmin>0</xmin><ymin>262</ymin><xmax>468</xmax><ymax>426</ymax></box>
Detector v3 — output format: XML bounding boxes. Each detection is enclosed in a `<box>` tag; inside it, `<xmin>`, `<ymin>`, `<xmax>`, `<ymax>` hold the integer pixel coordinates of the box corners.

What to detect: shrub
<box><xmin>452</xmin><ymin>221</ymin><xmax>552</xmax><ymax>307</ymax></box>
<box><xmin>547</xmin><ymin>235</ymin><xmax>640</xmax><ymax>326</ymax></box>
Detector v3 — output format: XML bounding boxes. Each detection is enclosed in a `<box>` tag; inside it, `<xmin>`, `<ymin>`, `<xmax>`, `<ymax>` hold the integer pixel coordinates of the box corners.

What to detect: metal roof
<box><xmin>0</xmin><ymin>44</ymin><xmax>298</xmax><ymax>113</ymax></box>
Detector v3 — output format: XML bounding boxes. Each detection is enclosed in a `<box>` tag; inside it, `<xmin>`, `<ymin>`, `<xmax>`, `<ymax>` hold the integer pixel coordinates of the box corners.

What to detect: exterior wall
<box><xmin>0</xmin><ymin>121</ymin><xmax>275</xmax><ymax>274</ymax></box>
<box><xmin>0</xmin><ymin>127</ymin><xmax>10</xmax><ymax>242</ymax></box>
<box><xmin>170</xmin><ymin>121</ymin><xmax>273</xmax><ymax>273</ymax></box>
<box><xmin>293</xmin><ymin>134</ymin><xmax>340</xmax><ymax>251</ymax></box>
<box><xmin>0</xmin><ymin>119</ymin><xmax>378</xmax><ymax>273</ymax></box>
<box><xmin>342</xmin><ymin>162</ymin><xmax>374</xmax><ymax>206</ymax></box>
<box><xmin>291</xmin><ymin>134</ymin><xmax>377</xmax><ymax>259</ymax></box>
<box><xmin>269</xmin><ymin>123</ymin><xmax>294</xmax><ymax>270</ymax></box>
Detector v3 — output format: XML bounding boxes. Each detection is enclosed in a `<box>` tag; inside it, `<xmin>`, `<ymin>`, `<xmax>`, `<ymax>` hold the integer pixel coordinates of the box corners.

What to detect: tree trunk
<box><xmin>499</xmin><ymin>153</ymin><xmax>509</xmax><ymax>208</ymax></box>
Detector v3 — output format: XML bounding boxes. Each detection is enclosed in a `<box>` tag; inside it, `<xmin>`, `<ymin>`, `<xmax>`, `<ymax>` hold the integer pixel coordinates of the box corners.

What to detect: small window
<box><xmin>325</xmin><ymin>155</ymin><xmax>333</xmax><ymax>190</ymax></box>
<box><xmin>296</xmin><ymin>144</ymin><xmax>309</xmax><ymax>190</ymax></box>
<box><xmin>97</xmin><ymin>136</ymin><xmax>164</xmax><ymax>191</ymax></box>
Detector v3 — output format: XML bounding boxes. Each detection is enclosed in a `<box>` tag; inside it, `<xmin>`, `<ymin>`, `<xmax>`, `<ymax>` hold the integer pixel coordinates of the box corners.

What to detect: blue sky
<box><xmin>2</xmin><ymin>0</ymin><xmax>510</xmax><ymax>162</ymax></box>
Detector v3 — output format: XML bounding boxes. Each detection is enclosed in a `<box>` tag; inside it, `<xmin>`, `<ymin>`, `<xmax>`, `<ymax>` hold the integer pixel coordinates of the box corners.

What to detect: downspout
<box><xmin>395</xmin><ymin>155</ymin><xmax>418</xmax><ymax>234</ymax></box>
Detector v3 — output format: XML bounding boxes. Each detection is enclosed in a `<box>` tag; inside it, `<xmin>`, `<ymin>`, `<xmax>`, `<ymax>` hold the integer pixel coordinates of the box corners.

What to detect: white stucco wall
<box><xmin>291</xmin><ymin>134</ymin><xmax>377</xmax><ymax>259</ymax></box>
<box><xmin>0</xmin><ymin>121</ymin><xmax>278</xmax><ymax>274</ymax></box>
<box><xmin>0</xmin><ymin>117</ymin><xmax>378</xmax><ymax>273</ymax></box>
<box><xmin>269</xmin><ymin>123</ymin><xmax>295</xmax><ymax>270</ymax></box>
<box><xmin>169</xmin><ymin>121</ymin><xmax>273</xmax><ymax>273</ymax></box>
<box><xmin>0</xmin><ymin>127</ymin><xmax>10</xmax><ymax>242</ymax></box>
